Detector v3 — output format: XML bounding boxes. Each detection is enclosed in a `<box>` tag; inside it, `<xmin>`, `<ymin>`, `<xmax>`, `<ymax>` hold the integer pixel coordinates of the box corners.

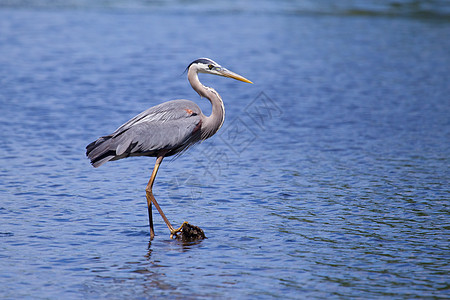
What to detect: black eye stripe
<box><xmin>208</xmin><ymin>64</ymin><xmax>214</xmax><ymax>70</ymax></box>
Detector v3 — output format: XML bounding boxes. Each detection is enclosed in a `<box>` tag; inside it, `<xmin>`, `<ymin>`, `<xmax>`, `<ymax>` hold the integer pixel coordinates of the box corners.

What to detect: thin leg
<box><xmin>145</xmin><ymin>154</ymin><xmax>184</xmax><ymax>238</ymax></box>
<box><xmin>146</xmin><ymin>191</ymin><xmax>155</xmax><ymax>239</ymax></box>
<box><xmin>146</xmin><ymin>155</ymin><xmax>165</xmax><ymax>238</ymax></box>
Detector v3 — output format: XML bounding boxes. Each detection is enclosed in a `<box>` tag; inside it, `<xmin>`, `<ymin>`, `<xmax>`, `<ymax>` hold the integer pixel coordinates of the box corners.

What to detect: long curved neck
<box><xmin>188</xmin><ymin>67</ymin><xmax>225</xmax><ymax>140</ymax></box>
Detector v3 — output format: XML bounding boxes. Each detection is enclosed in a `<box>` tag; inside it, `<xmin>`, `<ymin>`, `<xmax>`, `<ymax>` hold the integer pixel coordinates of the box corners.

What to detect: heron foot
<box><xmin>170</xmin><ymin>221</ymin><xmax>189</xmax><ymax>239</ymax></box>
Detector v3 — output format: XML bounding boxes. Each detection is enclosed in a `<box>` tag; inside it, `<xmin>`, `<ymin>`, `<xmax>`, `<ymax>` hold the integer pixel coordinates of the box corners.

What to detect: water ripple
<box><xmin>1</xmin><ymin>6</ymin><xmax>449</xmax><ymax>300</ymax></box>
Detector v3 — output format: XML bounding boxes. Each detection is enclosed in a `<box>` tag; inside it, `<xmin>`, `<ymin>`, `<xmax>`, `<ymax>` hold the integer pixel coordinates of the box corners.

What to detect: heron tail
<box><xmin>86</xmin><ymin>136</ymin><xmax>117</xmax><ymax>168</ymax></box>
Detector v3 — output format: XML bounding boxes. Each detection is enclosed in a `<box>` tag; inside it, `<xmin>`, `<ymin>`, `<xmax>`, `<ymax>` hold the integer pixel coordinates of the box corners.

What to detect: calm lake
<box><xmin>1</xmin><ymin>1</ymin><xmax>449</xmax><ymax>299</ymax></box>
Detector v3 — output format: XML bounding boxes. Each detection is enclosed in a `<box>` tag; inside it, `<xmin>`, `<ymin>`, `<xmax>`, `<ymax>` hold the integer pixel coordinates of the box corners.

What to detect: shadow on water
<box><xmin>148</xmin><ymin>236</ymin><xmax>206</xmax><ymax>254</ymax></box>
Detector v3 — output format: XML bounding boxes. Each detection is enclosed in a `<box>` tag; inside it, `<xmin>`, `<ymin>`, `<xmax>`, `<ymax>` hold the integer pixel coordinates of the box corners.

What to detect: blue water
<box><xmin>1</xmin><ymin>1</ymin><xmax>449</xmax><ymax>299</ymax></box>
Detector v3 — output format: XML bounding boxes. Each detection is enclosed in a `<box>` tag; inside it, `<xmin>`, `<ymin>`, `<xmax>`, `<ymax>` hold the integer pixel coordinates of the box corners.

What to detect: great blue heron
<box><xmin>86</xmin><ymin>58</ymin><xmax>252</xmax><ymax>239</ymax></box>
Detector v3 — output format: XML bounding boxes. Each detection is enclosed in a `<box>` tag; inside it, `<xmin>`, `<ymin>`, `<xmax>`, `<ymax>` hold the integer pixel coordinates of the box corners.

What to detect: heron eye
<box><xmin>208</xmin><ymin>64</ymin><xmax>214</xmax><ymax>70</ymax></box>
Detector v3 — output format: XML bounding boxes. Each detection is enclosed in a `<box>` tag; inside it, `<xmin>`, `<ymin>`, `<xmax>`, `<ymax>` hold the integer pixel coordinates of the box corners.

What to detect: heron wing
<box><xmin>114</xmin><ymin>115</ymin><xmax>201</xmax><ymax>156</ymax></box>
<box><xmin>86</xmin><ymin>100</ymin><xmax>203</xmax><ymax>167</ymax></box>
<box><xmin>113</xmin><ymin>100</ymin><xmax>201</xmax><ymax>136</ymax></box>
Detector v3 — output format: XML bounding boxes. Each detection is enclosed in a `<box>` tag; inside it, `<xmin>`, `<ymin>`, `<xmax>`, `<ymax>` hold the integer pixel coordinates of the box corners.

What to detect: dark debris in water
<box><xmin>175</xmin><ymin>223</ymin><xmax>206</xmax><ymax>242</ymax></box>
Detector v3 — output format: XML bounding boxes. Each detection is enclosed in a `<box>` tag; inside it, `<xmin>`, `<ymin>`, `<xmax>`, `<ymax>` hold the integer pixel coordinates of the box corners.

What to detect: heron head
<box><xmin>187</xmin><ymin>58</ymin><xmax>253</xmax><ymax>84</ymax></box>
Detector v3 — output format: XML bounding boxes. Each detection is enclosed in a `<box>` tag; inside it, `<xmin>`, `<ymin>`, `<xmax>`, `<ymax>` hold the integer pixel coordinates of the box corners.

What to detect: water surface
<box><xmin>1</xmin><ymin>1</ymin><xmax>449</xmax><ymax>299</ymax></box>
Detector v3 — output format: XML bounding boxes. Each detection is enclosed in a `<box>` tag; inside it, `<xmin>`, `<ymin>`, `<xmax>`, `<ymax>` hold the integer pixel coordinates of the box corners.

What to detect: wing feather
<box><xmin>86</xmin><ymin>99</ymin><xmax>203</xmax><ymax>167</ymax></box>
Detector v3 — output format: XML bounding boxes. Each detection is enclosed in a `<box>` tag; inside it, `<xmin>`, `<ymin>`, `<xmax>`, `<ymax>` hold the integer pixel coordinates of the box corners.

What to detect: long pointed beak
<box><xmin>219</xmin><ymin>68</ymin><xmax>253</xmax><ymax>84</ymax></box>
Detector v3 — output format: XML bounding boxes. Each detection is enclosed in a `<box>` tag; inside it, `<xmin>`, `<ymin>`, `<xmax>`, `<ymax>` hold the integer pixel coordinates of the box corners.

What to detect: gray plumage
<box><xmin>86</xmin><ymin>58</ymin><xmax>252</xmax><ymax>168</ymax></box>
<box><xmin>86</xmin><ymin>100</ymin><xmax>202</xmax><ymax>167</ymax></box>
<box><xmin>85</xmin><ymin>57</ymin><xmax>252</xmax><ymax>239</ymax></box>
